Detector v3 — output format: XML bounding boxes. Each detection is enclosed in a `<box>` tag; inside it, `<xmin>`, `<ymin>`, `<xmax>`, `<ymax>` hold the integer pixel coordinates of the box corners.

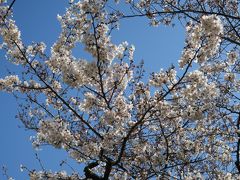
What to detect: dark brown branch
<box><xmin>2</xmin><ymin>0</ymin><xmax>16</xmax><ymax>20</ymax></box>
<box><xmin>121</xmin><ymin>9</ymin><xmax>240</xmax><ymax>21</ymax></box>
<box><xmin>235</xmin><ymin>113</ymin><xmax>240</xmax><ymax>173</ymax></box>
<box><xmin>10</xmin><ymin>36</ymin><xmax>103</xmax><ymax>140</ymax></box>
<box><xmin>84</xmin><ymin>162</ymin><xmax>102</xmax><ymax>180</ymax></box>
<box><xmin>114</xmin><ymin>48</ymin><xmax>199</xmax><ymax>166</ymax></box>
<box><xmin>91</xmin><ymin>15</ymin><xmax>112</xmax><ymax>110</ymax></box>
<box><xmin>121</xmin><ymin>8</ymin><xmax>240</xmax><ymax>46</ymax></box>
<box><xmin>103</xmin><ymin>162</ymin><xmax>112</xmax><ymax>180</ymax></box>
<box><xmin>1</xmin><ymin>9</ymin><xmax>104</xmax><ymax>139</ymax></box>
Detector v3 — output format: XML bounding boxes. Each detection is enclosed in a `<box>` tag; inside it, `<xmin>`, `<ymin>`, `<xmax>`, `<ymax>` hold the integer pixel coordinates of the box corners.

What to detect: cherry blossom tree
<box><xmin>0</xmin><ymin>0</ymin><xmax>240</xmax><ymax>179</ymax></box>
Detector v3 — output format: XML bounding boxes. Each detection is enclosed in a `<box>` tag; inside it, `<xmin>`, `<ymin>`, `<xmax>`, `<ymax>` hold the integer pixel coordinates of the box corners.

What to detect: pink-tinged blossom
<box><xmin>1</xmin><ymin>0</ymin><xmax>240</xmax><ymax>179</ymax></box>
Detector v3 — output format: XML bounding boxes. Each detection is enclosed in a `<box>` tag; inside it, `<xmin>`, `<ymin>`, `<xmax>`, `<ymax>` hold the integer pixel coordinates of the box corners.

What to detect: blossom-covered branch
<box><xmin>0</xmin><ymin>0</ymin><xmax>240</xmax><ymax>179</ymax></box>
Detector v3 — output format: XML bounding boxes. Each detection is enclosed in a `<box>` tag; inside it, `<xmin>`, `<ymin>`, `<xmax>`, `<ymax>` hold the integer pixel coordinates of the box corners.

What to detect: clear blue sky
<box><xmin>0</xmin><ymin>0</ymin><xmax>185</xmax><ymax>179</ymax></box>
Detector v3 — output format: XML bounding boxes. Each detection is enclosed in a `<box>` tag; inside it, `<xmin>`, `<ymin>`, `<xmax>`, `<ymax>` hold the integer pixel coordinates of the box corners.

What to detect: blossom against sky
<box><xmin>0</xmin><ymin>0</ymin><xmax>184</xmax><ymax>179</ymax></box>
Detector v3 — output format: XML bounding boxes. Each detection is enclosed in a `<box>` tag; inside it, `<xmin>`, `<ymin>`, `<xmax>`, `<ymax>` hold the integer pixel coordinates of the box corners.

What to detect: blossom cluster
<box><xmin>179</xmin><ymin>15</ymin><xmax>223</xmax><ymax>68</ymax></box>
<box><xmin>0</xmin><ymin>6</ymin><xmax>25</xmax><ymax>64</ymax></box>
<box><xmin>29</xmin><ymin>171</ymin><xmax>80</xmax><ymax>180</ymax></box>
<box><xmin>0</xmin><ymin>75</ymin><xmax>20</xmax><ymax>92</ymax></box>
<box><xmin>34</xmin><ymin>118</ymin><xmax>74</xmax><ymax>149</ymax></box>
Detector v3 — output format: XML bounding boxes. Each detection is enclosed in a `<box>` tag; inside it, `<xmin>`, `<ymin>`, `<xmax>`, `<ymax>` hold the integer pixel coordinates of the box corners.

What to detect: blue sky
<box><xmin>0</xmin><ymin>0</ymin><xmax>185</xmax><ymax>179</ymax></box>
